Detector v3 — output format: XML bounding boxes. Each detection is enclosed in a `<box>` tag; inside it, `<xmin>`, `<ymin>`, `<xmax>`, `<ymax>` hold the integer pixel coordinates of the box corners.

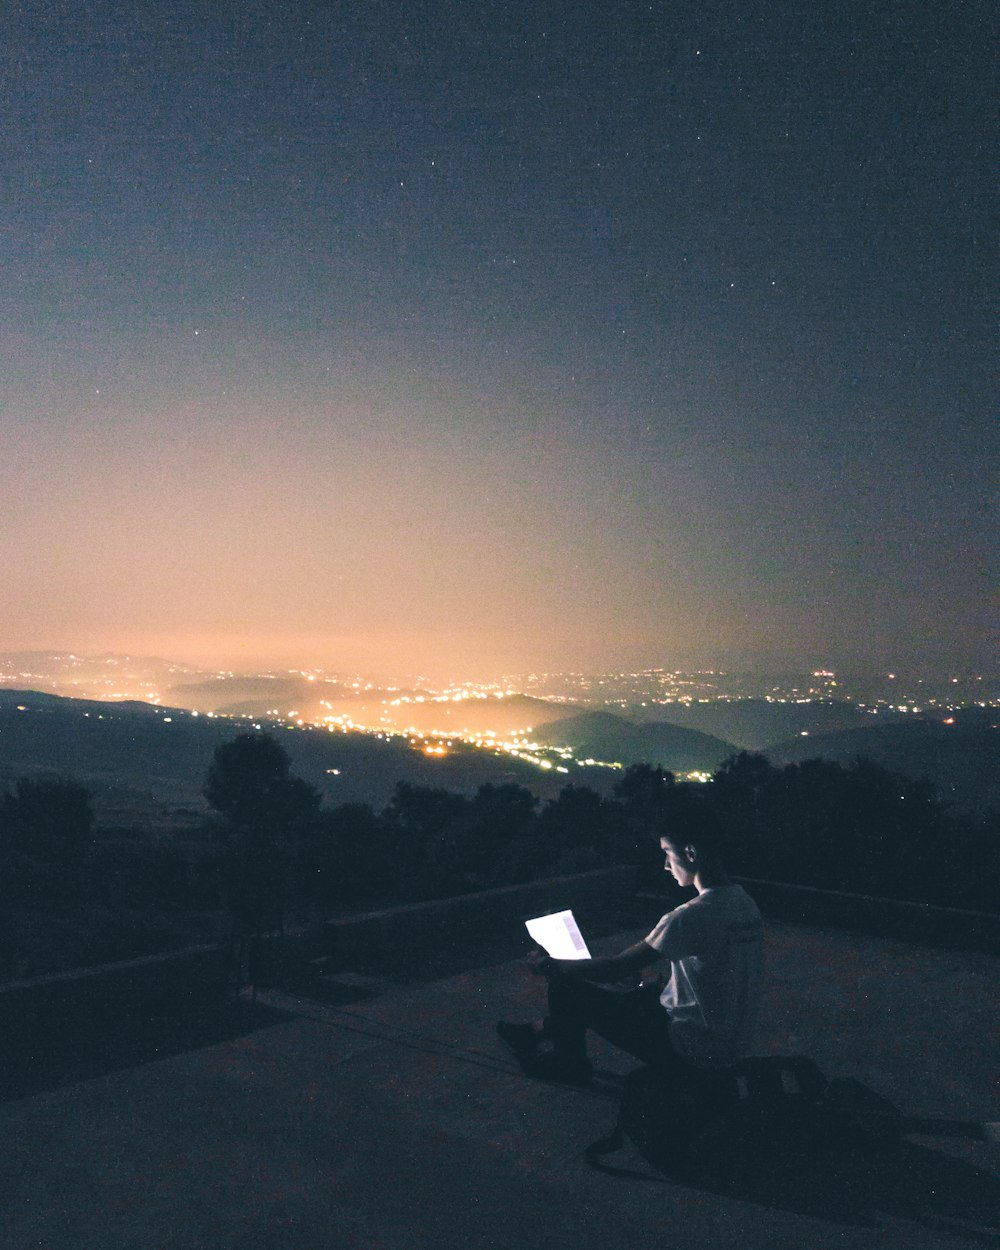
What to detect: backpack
<box><xmin>587</xmin><ymin>1055</ymin><xmax>905</xmax><ymax>1213</ymax></box>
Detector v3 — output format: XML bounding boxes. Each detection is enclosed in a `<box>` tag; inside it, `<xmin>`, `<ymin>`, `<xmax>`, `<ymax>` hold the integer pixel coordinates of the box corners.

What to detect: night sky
<box><xmin>4</xmin><ymin>0</ymin><xmax>995</xmax><ymax>680</ymax></box>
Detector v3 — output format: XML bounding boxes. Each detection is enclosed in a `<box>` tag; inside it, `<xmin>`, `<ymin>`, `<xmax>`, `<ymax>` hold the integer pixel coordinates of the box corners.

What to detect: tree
<box><xmin>535</xmin><ymin>785</ymin><xmax>609</xmax><ymax>875</ymax></box>
<box><xmin>0</xmin><ymin>776</ymin><xmax>95</xmax><ymax>907</ymax></box>
<box><xmin>614</xmin><ymin>763</ymin><xmax>675</xmax><ymax>815</ymax></box>
<box><xmin>709</xmin><ymin>751</ymin><xmax>971</xmax><ymax>903</ymax></box>
<box><xmin>421</xmin><ymin>783</ymin><xmax>538</xmax><ymax>896</ymax></box>
<box><xmin>204</xmin><ymin>734</ymin><xmax>320</xmax><ymax>939</ymax></box>
<box><xmin>2</xmin><ymin>776</ymin><xmax>94</xmax><ymax>848</ymax></box>
<box><xmin>299</xmin><ymin>803</ymin><xmax>388</xmax><ymax>905</ymax></box>
<box><xmin>205</xmin><ymin>733</ymin><xmax>319</xmax><ymax>834</ymax></box>
<box><xmin>613</xmin><ymin>764</ymin><xmax>676</xmax><ymax>882</ymax></box>
<box><xmin>381</xmin><ymin>783</ymin><xmax>469</xmax><ymax>898</ymax></box>
<box><xmin>711</xmin><ymin>752</ymin><xmax>778</xmax><ymax>815</ymax></box>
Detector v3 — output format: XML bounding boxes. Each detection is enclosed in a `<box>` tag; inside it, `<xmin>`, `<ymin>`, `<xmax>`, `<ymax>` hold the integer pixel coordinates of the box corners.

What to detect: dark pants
<box><xmin>545</xmin><ymin>976</ymin><xmax>685</xmax><ymax>1072</ymax></box>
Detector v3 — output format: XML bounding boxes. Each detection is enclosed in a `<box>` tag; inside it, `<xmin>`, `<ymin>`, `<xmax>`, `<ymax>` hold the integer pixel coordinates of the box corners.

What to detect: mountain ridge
<box><xmin>533</xmin><ymin>709</ymin><xmax>737</xmax><ymax>772</ymax></box>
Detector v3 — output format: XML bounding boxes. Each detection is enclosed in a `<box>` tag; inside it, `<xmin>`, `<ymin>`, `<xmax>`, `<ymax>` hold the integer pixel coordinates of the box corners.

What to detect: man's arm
<box><xmin>530</xmin><ymin>940</ymin><xmax>661</xmax><ymax>984</ymax></box>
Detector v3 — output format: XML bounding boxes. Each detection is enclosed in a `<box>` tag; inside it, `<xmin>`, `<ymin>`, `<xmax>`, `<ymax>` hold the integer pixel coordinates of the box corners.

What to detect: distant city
<box><xmin>507</xmin><ymin>666</ymin><xmax>994</xmax><ymax>712</ymax></box>
<box><xmin>1</xmin><ymin>650</ymin><xmax>995</xmax><ymax>787</ymax></box>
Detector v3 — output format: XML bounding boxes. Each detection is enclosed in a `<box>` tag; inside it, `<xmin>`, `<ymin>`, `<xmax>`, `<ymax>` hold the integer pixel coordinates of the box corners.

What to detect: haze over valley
<box><xmin>2</xmin><ymin>650</ymin><xmax>995</xmax><ymax>826</ymax></box>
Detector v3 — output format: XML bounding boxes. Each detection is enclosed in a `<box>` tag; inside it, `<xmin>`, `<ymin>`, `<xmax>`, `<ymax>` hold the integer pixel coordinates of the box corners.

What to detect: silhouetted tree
<box><xmin>613</xmin><ymin>764</ymin><xmax>676</xmax><ymax>880</ymax></box>
<box><xmin>205</xmin><ymin>734</ymin><xmax>320</xmax><ymax>939</ymax></box>
<box><xmin>534</xmin><ymin>784</ymin><xmax>609</xmax><ymax>875</ymax></box>
<box><xmin>0</xmin><ymin>776</ymin><xmax>95</xmax><ymax>902</ymax></box>
<box><xmin>614</xmin><ymin>762</ymin><xmax>674</xmax><ymax>808</ymax></box>
<box><xmin>2</xmin><ymin>776</ymin><xmax>94</xmax><ymax>849</ymax></box>
<box><xmin>381</xmin><ymin>783</ymin><xmax>468</xmax><ymax>898</ymax></box>
<box><xmin>712</xmin><ymin>752</ymin><xmax>778</xmax><ymax>815</ymax></box>
<box><xmin>709</xmin><ymin>751</ymin><xmax>975</xmax><ymax>904</ymax></box>
<box><xmin>205</xmin><ymin>734</ymin><xmax>319</xmax><ymax>833</ymax></box>
<box><xmin>421</xmin><ymin>783</ymin><xmax>539</xmax><ymax>896</ymax></box>
<box><xmin>299</xmin><ymin>803</ymin><xmax>388</xmax><ymax>905</ymax></box>
<box><xmin>709</xmin><ymin>753</ymin><xmax>785</xmax><ymax>880</ymax></box>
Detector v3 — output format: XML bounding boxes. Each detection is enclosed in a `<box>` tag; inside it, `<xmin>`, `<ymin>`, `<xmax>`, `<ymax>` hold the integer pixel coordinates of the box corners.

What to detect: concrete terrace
<box><xmin>1</xmin><ymin>918</ymin><xmax>998</xmax><ymax>1250</ymax></box>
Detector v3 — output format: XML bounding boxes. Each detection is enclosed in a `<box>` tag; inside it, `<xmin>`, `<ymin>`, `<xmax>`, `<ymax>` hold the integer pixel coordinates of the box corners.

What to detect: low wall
<box><xmin>329</xmin><ymin>874</ymin><xmax>1000</xmax><ymax>963</ymax></box>
<box><xmin>735</xmin><ymin>876</ymin><xmax>1000</xmax><ymax>954</ymax></box>
<box><xmin>322</xmin><ymin>864</ymin><xmax>642</xmax><ymax>967</ymax></box>
<box><xmin>0</xmin><ymin>943</ymin><xmax>229</xmax><ymax>1059</ymax></box>
<box><xmin>0</xmin><ymin>866</ymin><xmax>640</xmax><ymax>1051</ymax></box>
<box><xmin>1</xmin><ymin>869</ymin><xmax>996</xmax><ymax>1054</ymax></box>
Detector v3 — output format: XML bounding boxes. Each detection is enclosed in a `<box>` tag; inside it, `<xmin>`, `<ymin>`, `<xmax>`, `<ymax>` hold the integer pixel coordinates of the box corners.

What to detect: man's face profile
<box><xmin>660</xmin><ymin>837</ymin><xmax>696</xmax><ymax>888</ymax></box>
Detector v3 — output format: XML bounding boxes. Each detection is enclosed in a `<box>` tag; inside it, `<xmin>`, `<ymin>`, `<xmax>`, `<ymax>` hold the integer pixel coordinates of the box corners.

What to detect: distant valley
<box><xmin>0</xmin><ymin>690</ymin><xmax>580</xmax><ymax>829</ymax></box>
<box><xmin>1</xmin><ymin>652</ymin><xmax>996</xmax><ymax>824</ymax></box>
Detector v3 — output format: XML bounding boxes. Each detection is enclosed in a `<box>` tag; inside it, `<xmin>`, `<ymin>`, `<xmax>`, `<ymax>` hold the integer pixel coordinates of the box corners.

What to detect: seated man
<box><xmin>497</xmin><ymin>793</ymin><xmax>764</xmax><ymax>1086</ymax></box>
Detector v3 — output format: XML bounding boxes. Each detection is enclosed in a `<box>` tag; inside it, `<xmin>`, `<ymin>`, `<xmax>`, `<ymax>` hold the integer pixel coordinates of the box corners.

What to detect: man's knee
<box><xmin>547</xmin><ymin>973</ymin><xmax>596</xmax><ymax>1021</ymax></box>
<box><xmin>547</xmin><ymin>972</ymin><xmax>578</xmax><ymax>1013</ymax></box>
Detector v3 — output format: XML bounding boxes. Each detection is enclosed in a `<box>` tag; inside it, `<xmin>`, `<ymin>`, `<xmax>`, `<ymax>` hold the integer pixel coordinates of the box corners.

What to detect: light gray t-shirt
<box><xmin>645</xmin><ymin>885</ymin><xmax>764</xmax><ymax>1067</ymax></box>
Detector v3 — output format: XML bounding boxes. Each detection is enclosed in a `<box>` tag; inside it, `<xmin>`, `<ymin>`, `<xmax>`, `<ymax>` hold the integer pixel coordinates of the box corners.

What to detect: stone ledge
<box><xmin>1</xmin><ymin>867</ymin><xmax>996</xmax><ymax>1053</ymax></box>
<box><xmin>736</xmin><ymin>876</ymin><xmax>1000</xmax><ymax>954</ymax></box>
<box><xmin>322</xmin><ymin>864</ymin><xmax>641</xmax><ymax>963</ymax></box>
<box><xmin>0</xmin><ymin>866</ymin><xmax>641</xmax><ymax>1046</ymax></box>
<box><xmin>0</xmin><ymin>944</ymin><xmax>229</xmax><ymax>1056</ymax></box>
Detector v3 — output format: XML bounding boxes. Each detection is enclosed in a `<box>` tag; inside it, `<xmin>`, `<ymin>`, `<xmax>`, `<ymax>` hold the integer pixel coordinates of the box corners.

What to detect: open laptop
<box><xmin>524</xmin><ymin>909</ymin><xmax>591</xmax><ymax>960</ymax></box>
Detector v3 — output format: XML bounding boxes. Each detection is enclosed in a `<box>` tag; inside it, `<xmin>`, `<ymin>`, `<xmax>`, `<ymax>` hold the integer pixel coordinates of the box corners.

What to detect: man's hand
<box><xmin>526</xmin><ymin>939</ymin><xmax>659</xmax><ymax>984</ymax></box>
<box><xmin>526</xmin><ymin>947</ymin><xmax>555</xmax><ymax>977</ymax></box>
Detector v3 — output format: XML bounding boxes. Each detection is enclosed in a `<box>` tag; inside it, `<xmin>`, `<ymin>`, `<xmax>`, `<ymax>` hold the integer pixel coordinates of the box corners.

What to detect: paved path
<box><xmin>0</xmin><ymin>920</ymin><xmax>997</xmax><ymax>1249</ymax></box>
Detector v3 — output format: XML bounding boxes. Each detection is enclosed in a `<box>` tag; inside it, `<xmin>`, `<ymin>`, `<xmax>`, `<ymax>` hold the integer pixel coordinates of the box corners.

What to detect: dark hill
<box><xmin>534</xmin><ymin>710</ymin><xmax>736</xmax><ymax>772</ymax></box>
<box><xmin>0</xmin><ymin>689</ymin><xmax>171</xmax><ymax>716</ymax></box>
<box><xmin>629</xmin><ymin>698</ymin><xmax>899</xmax><ymax>751</ymax></box>
<box><xmin>0</xmin><ymin>690</ymin><xmax>573</xmax><ymax>829</ymax></box>
<box><xmin>764</xmin><ymin>709</ymin><xmax>998</xmax><ymax>812</ymax></box>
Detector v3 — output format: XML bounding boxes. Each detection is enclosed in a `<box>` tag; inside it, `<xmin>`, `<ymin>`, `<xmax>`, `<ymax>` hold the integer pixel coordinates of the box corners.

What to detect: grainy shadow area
<box><xmin>882</xmin><ymin>1141</ymin><xmax>1000</xmax><ymax>1247</ymax></box>
<box><xmin>0</xmin><ymin>996</ymin><xmax>293</xmax><ymax>1105</ymax></box>
<box><xmin>592</xmin><ymin>1126</ymin><xmax>1000</xmax><ymax>1238</ymax></box>
<box><xmin>371</xmin><ymin>929</ymin><xmax>538</xmax><ymax>982</ymax></box>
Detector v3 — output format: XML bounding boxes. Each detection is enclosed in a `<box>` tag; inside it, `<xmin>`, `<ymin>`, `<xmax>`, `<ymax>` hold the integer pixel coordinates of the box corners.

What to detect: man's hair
<box><xmin>658</xmin><ymin>784</ymin><xmax>729</xmax><ymax>860</ymax></box>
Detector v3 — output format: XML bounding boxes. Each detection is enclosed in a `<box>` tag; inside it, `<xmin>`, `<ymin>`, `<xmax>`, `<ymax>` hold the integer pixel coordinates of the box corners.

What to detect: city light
<box><xmin>2</xmin><ymin>656</ymin><xmax>995</xmax><ymax>784</ymax></box>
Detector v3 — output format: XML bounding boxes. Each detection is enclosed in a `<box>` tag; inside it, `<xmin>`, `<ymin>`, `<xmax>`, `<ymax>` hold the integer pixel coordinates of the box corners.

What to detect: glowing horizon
<box><xmin>3</xmin><ymin>4</ymin><xmax>992</xmax><ymax>684</ymax></box>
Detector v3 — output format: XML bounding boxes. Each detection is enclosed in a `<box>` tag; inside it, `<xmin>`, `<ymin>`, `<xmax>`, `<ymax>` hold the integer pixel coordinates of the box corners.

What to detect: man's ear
<box><xmin>683</xmin><ymin>844</ymin><xmax>698</xmax><ymax>865</ymax></box>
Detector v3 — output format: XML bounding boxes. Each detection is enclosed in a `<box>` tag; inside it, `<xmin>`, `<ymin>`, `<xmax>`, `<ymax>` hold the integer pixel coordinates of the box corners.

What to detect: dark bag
<box><xmin>587</xmin><ymin>1055</ymin><xmax>904</xmax><ymax>1204</ymax></box>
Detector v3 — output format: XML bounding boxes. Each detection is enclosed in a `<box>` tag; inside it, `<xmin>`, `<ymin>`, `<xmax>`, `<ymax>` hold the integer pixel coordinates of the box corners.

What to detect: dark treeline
<box><xmin>712</xmin><ymin>752</ymin><xmax>999</xmax><ymax>910</ymax></box>
<box><xmin>1</xmin><ymin>736</ymin><xmax>997</xmax><ymax>977</ymax></box>
<box><xmin>296</xmin><ymin>750</ymin><xmax>999</xmax><ymax>915</ymax></box>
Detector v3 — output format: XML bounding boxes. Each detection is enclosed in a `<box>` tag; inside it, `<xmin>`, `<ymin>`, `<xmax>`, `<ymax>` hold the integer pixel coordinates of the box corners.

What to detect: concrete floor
<box><xmin>1</xmin><ymin>919</ymin><xmax>997</xmax><ymax>1249</ymax></box>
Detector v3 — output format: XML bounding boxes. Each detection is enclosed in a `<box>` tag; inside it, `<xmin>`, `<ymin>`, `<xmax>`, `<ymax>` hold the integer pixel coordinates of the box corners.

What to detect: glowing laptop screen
<box><xmin>525</xmin><ymin>909</ymin><xmax>591</xmax><ymax>960</ymax></box>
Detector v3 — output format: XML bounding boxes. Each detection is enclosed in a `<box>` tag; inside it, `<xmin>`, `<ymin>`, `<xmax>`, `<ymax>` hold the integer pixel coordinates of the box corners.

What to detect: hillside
<box><xmin>629</xmin><ymin>698</ymin><xmax>902</xmax><ymax>751</ymax></box>
<box><xmin>0</xmin><ymin>690</ymin><xmax>576</xmax><ymax>828</ymax></box>
<box><xmin>367</xmin><ymin>693</ymin><xmax>576</xmax><ymax>737</ymax></box>
<box><xmin>533</xmin><ymin>710</ymin><xmax>736</xmax><ymax>772</ymax></box>
<box><xmin>163</xmin><ymin>679</ymin><xmax>576</xmax><ymax>739</ymax></box>
<box><xmin>764</xmin><ymin>709</ymin><xmax>998</xmax><ymax>812</ymax></box>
